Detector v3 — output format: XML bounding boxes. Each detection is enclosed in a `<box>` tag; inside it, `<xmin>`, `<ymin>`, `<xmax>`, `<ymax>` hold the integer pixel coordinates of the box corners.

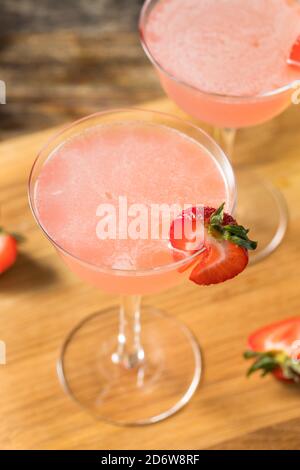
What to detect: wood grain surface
<box><xmin>0</xmin><ymin>98</ymin><xmax>300</xmax><ymax>450</ymax></box>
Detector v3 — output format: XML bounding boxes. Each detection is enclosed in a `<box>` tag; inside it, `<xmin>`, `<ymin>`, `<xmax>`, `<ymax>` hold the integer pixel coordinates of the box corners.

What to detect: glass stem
<box><xmin>112</xmin><ymin>295</ymin><xmax>144</xmax><ymax>369</ymax></box>
<box><xmin>214</xmin><ymin>128</ymin><xmax>237</xmax><ymax>161</ymax></box>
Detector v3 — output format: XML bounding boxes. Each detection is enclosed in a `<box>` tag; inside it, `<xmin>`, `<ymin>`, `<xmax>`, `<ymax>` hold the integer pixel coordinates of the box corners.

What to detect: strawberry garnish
<box><xmin>189</xmin><ymin>239</ymin><xmax>249</xmax><ymax>286</ymax></box>
<box><xmin>288</xmin><ymin>35</ymin><xmax>300</xmax><ymax>68</ymax></box>
<box><xmin>170</xmin><ymin>203</ymin><xmax>257</xmax><ymax>286</ymax></box>
<box><xmin>244</xmin><ymin>317</ymin><xmax>300</xmax><ymax>384</ymax></box>
<box><xmin>0</xmin><ymin>229</ymin><xmax>17</xmax><ymax>274</ymax></box>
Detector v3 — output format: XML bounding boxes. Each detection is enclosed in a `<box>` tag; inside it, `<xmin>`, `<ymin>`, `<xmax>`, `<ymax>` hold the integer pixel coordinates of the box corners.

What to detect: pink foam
<box><xmin>145</xmin><ymin>0</ymin><xmax>300</xmax><ymax>96</ymax></box>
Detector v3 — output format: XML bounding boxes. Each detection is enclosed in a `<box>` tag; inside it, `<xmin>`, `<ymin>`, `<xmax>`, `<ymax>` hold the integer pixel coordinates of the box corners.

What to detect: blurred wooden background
<box><xmin>0</xmin><ymin>0</ymin><xmax>162</xmax><ymax>139</ymax></box>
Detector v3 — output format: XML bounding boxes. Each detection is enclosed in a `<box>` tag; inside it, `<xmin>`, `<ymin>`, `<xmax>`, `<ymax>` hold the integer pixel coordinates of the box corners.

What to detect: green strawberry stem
<box><xmin>244</xmin><ymin>350</ymin><xmax>300</xmax><ymax>383</ymax></box>
<box><xmin>209</xmin><ymin>203</ymin><xmax>257</xmax><ymax>251</ymax></box>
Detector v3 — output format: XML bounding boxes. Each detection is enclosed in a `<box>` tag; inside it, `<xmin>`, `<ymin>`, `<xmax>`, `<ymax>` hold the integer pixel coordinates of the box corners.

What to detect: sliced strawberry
<box><xmin>169</xmin><ymin>203</ymin><xmax>256</xmax><ymax>286</ymax></box>
<box><xmin>288</xmin><ymin>35</ymin><xmax>300</xmax><ymax>68</ymax></box>
<box><xmin>170</xmin><ymin>206</ymin><xmax>236</xmax><ymax>252</ymax></box>
<box><xmin>244</xmin><ymin>317</ymin><xmax>300</xmax><ymax>384</ymax></box>
<box><xmin>248</xmin><ymin>317</ymin><xmax>300</xmax><ymax>354</ymax></box>
<box><xmin>189</xmin><ymin>238</ymin><xmax>249</xmax><ymax>286</ymax></box>
<box><xmin>0</xmin><ymin>230</ymin><xmax>17</xmax><ymax>274</ymax></box>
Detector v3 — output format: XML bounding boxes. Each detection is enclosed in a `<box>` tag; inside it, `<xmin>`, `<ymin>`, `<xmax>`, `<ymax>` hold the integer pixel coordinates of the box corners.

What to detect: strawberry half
<box><xmin>169</xmin><ymin>203</ymin><xmax>257</xmax><ymax>286</ymax></box>
<box><xmin>0</xmin><ymin>229</ymin><xmax>17</xmax><ymax>274</ymax></box>
<box><xmin>244</xmin><ymin>317</ymin><xmax>300</xmax><ymax>384</ymax></box>
<box><xmin>288</xmin><ymin>35</ymin><xmax>300</xmax><ymax>68</ymax></box>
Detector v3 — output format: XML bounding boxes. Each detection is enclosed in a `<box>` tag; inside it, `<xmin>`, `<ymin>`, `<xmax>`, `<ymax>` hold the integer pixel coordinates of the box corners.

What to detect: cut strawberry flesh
<box><xmin>288</xmin><ymin>35</ymin><xmax>300</xmax><ymax>67</ymax></box>
<box><xmin>169</xmin><ymin>205</ymin><xmax>250</xmax><ymax>286</ymax></box>
<box><xmin>170</xmin><ymin>206</ymin><xmax>237</xmax><ymax>254</ymax></box>
<box><xmin>189</xmin><ymin>238</ymin><xmax>248</xmax><ymax>286</ymax></box>
<box><xmin>248</xmin><ymin>317</ymin><xmax>300</xmax><ymax>355</ymax></box>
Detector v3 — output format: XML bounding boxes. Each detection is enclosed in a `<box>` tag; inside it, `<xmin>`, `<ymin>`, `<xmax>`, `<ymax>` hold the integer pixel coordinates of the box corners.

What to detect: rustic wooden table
<box><xmin>0</xmin><ymin>0</ymin><xmax>161</xmax><ymax>140</ymax></box>
<box><xmin>0</xmin><ymin>97</ymin><xmax>299</xmax><ymax>450</ymax></box>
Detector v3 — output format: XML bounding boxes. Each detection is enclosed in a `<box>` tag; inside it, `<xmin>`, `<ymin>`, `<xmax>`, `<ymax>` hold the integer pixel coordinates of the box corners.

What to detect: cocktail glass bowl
<box><xmin>28</xmin><ymin>109</ymin><xmax>236</xmax><ymax>425</ymax></box>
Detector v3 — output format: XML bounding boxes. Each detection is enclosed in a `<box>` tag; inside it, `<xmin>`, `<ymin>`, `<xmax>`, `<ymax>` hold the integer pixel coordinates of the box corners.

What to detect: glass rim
<box><xmin>28</xmin><ymin>107</ymin><xmax>237</xmax><ymax>276</ymax></box>
<box><xmin>139</xmin><ymin>0</ymin><xmax>300</xmax><ymax>101</ymax></box>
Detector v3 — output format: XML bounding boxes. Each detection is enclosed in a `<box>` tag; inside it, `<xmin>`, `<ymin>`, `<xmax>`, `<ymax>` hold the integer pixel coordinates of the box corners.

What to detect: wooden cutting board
<box><xmin>0</xmin><ymin>98</ymin><xmax>300</xmax><ymax>450</ymax></box>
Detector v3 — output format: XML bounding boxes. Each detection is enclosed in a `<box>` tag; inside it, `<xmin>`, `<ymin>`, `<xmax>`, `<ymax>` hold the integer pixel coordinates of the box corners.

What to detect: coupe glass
<box><xmin>139</xmin><ymin>0</ymin><xmax>299</xmax><ymax>264</ymax></box>
<box><xmin>28</xmin><ymin>109</ymin><xmax>236</xmax><ymax>425</ymax></box>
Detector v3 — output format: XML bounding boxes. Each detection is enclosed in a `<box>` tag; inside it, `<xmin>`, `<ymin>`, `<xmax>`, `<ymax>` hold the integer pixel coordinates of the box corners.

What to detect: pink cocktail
<box><xmin>29</xmin><ymin>109</ymin><xmax>236</xmax><ymax>425</ymax></box>
<box><xmin>140</xmin><ymin>0</ymin><xmax>300</xmax><ymax>263</ymax></box>
<box><xmin>140</xmin><ymin>0</ymin><xmax>300</xmax><ymax>128</ymax></box>
<box><xmin>33</xmin><ymin>116</ymin><xmax>232</xmax><ymax>295</ymax></box>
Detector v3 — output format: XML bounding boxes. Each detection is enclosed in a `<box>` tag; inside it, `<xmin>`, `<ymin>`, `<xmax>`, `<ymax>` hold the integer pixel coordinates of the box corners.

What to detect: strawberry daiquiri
<box><xmin>141</xmin><ymin>0</ymin><xmax>300</xmax><ymax>128</ymax></box>
<box><xmin>33</xmin><ymin>120</ymin><xmax>234</xmax><ymax>294</ymax></box>
<box><xmin>29</xmin><ymin>109</ymin><xmax>256</xmax><ymax>425</ymax></box>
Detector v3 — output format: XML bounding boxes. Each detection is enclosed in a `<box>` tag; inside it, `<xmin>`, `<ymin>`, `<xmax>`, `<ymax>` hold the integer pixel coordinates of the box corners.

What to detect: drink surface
<box><xmin>144</xmin><ymin>0</ymin><xmax>300</xmax><ymax>96</ymax></box>
<box><xmin>34</xmin><ymin>121</ymin><xmax>228</xmax><ymax>271</ymax></box>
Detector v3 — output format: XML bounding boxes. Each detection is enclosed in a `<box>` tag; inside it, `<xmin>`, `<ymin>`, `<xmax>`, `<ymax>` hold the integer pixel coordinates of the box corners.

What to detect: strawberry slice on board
<box><xmin>244</xmin><ymin>317</ymin><xmax>300</xmax><ymax>384</ymax></box>
<box><xmin>0</xmin><ymin>229</ymin><xmax>17</xmax><ymax>274</ymax></box>
<box><xmin>169</xmin><ymin>203</ymin><xmax>257</xmax><ymax>286</ymax></box>
<box><xmin>288</xmin><ymin>35</ymin><xmax>300</xmax><ymax>68</ymax></box>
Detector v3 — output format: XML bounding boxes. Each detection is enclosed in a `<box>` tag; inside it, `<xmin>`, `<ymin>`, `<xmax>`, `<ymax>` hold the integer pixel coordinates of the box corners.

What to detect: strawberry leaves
<box><xmin>170</xmin><ymin>202</ymin><xmax>256</xmax><ymax>286</ymax></box>
<box><xmin>244</xmin><ymin>351</ymin><xmax>281</xmax><ymax>377</ymax></box>
<box><xmin>208</xmin><ymin>203</ymin><xmax>257</xmax><ymax>251</ymax></box>
<box><xmin>244</xmin><ymin>350</ymin><xmax>300</xmax><ymax>383</ymax></box>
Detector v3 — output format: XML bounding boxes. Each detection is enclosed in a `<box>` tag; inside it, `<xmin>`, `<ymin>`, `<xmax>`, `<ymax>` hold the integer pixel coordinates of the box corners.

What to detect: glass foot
<box><xmin>57</xmin><ymin>306</ymin><xmax>202</xmax><ymax>425</ymax></box>
<box><xmin>234</xmin><ymin>168</ymin><xmax>288</xmax><ymax>265</ymax></box>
